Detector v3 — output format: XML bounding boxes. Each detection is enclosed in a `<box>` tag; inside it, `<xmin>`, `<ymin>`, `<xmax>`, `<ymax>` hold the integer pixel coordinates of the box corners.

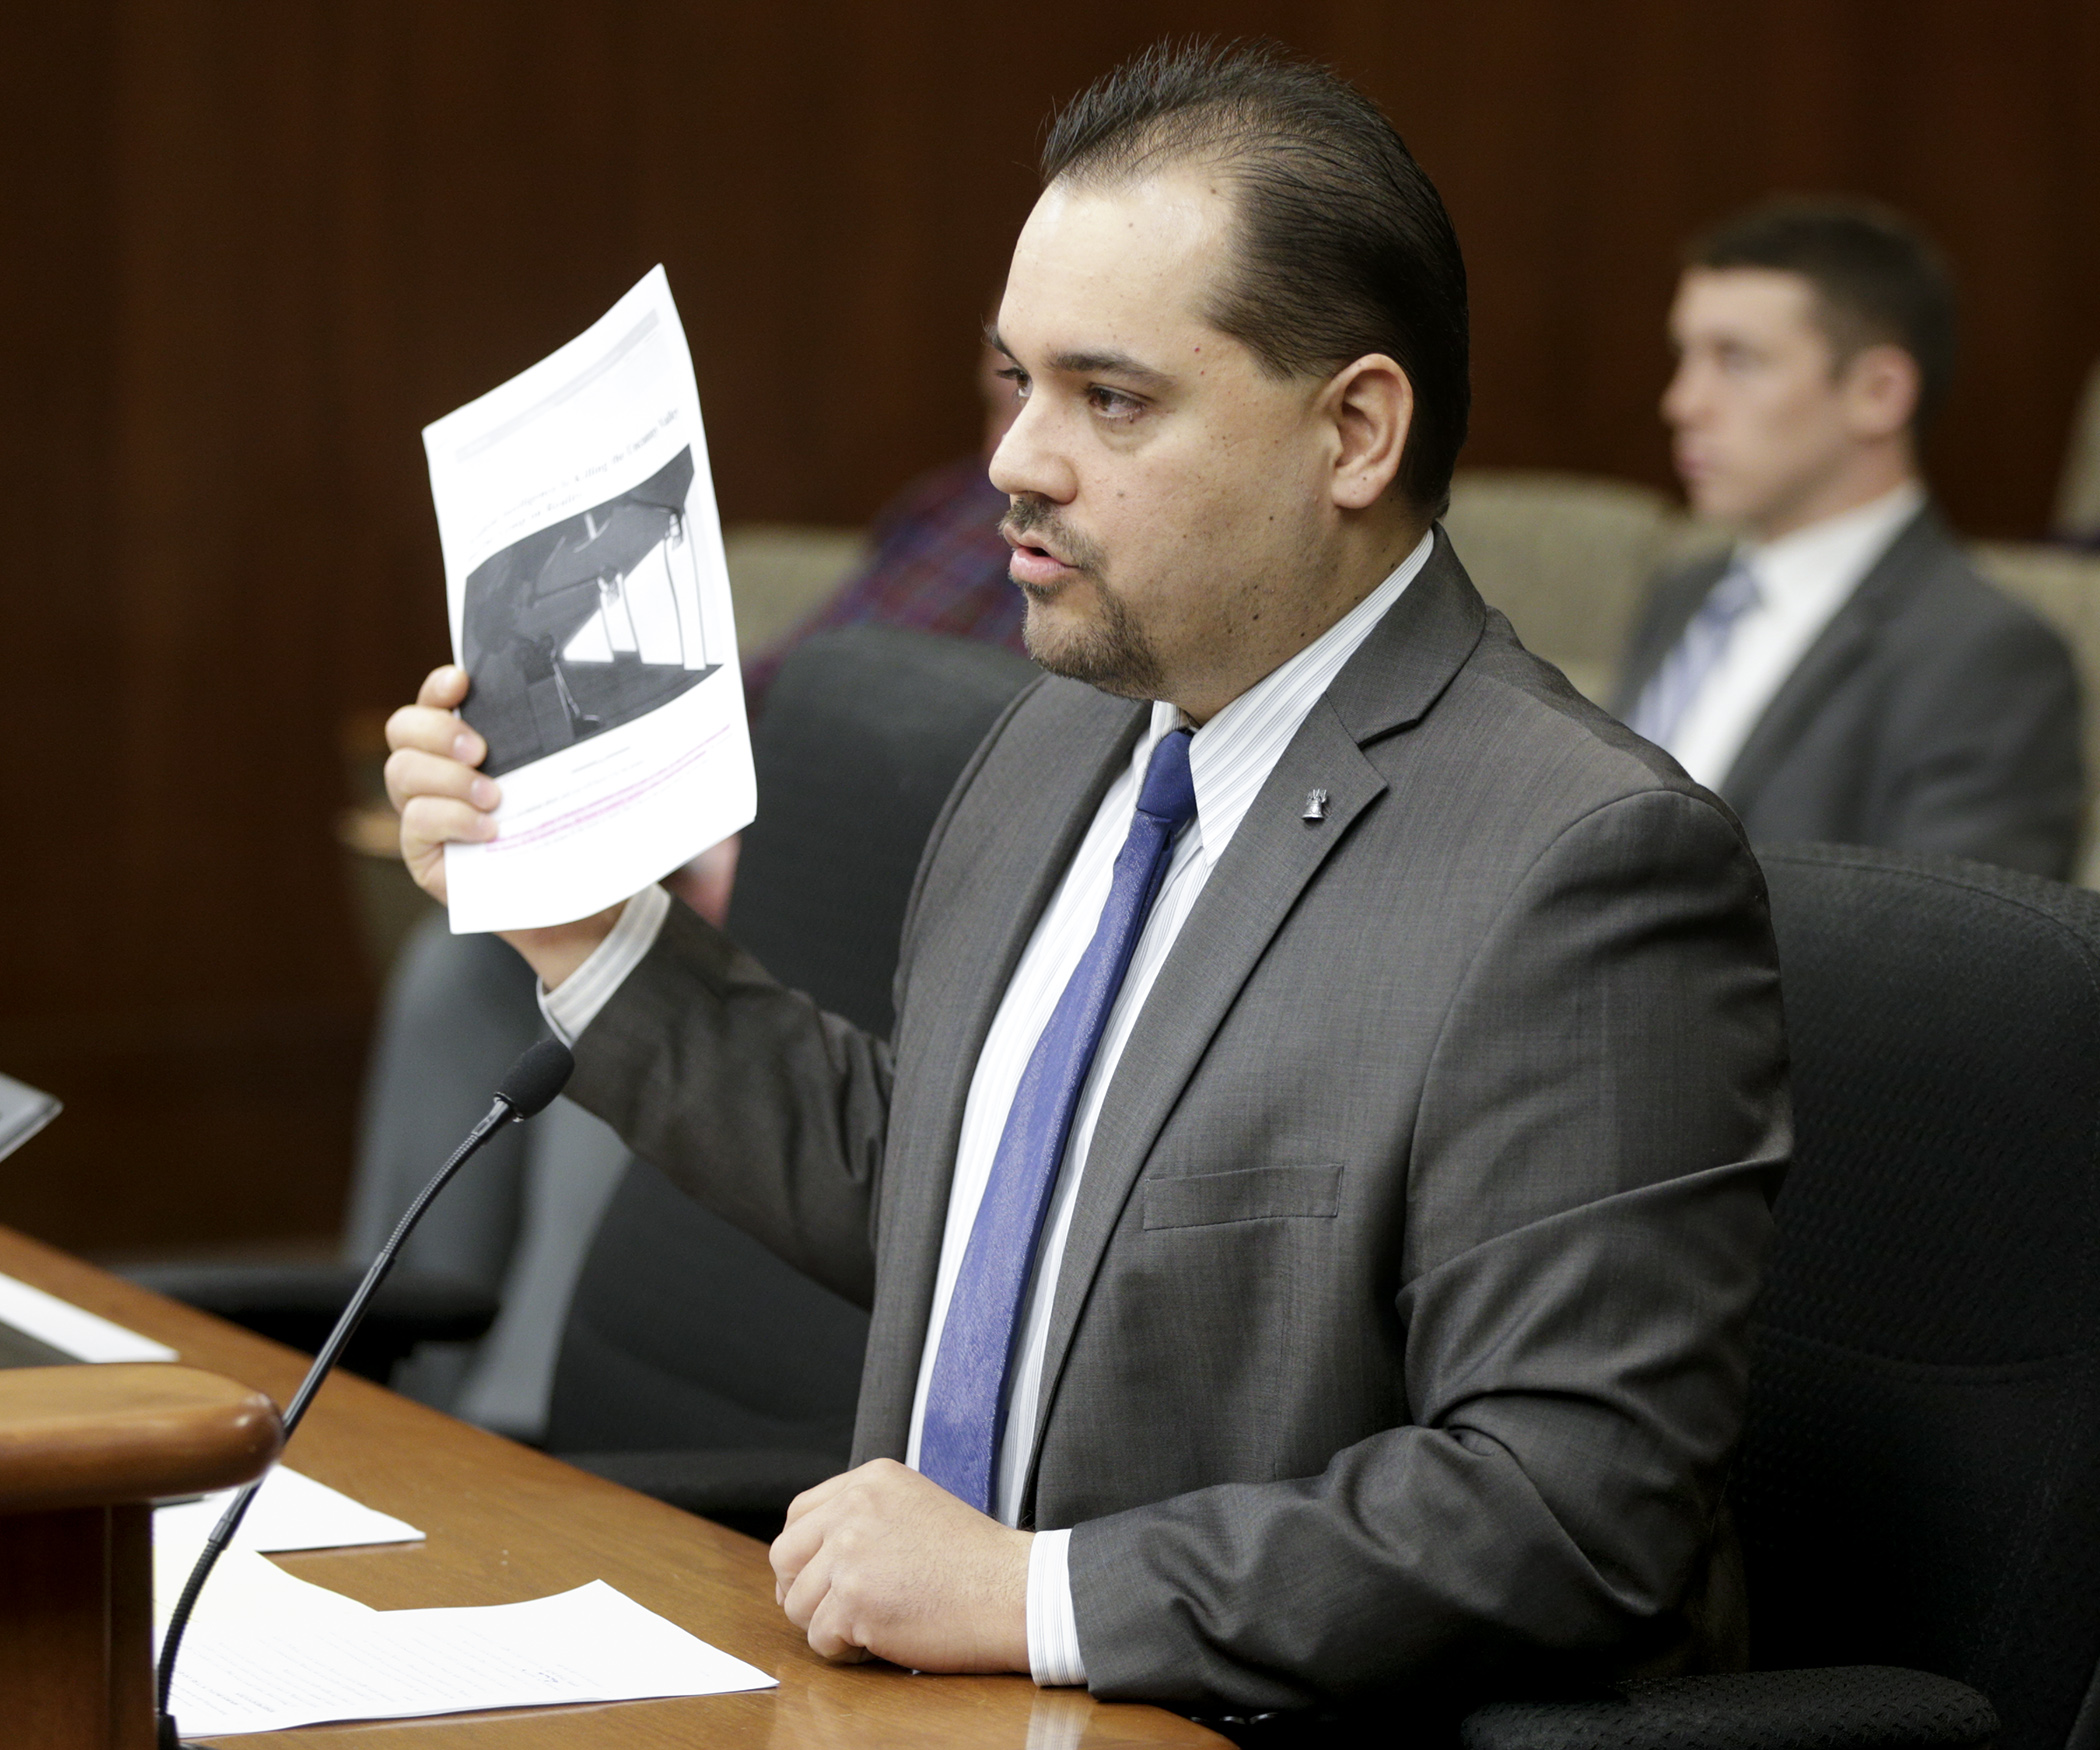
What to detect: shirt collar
<box><xmin>1144</xmin><ymin>529</ymin><xmax>1435</xmax><ymax>867</ymax></box>
<box><xmin>1739</xmin><ymin>478</ymin><xmax>1926</xmax><ymax>608</ymax></box>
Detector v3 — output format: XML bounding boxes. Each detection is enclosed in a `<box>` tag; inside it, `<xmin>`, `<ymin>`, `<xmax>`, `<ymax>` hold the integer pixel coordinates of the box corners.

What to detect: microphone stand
<box><xmin>155</xmin><ymin>1038</ymin><xmax>572</xmax><ymax>1749</ymax></box>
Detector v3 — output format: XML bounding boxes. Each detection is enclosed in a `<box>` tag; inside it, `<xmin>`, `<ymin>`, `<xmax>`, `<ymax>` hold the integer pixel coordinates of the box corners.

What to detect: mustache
<box><xmin>1000</xmin><ymin>497</ymin><xmax>1107</xmax><ymax>576</ymax></box>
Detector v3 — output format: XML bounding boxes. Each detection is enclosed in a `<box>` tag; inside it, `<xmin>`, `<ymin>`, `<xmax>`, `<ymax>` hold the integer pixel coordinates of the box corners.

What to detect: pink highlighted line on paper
<box><xmin>483</xmin><ymin>726</ymin><xmax>731</xmax><ymax>855</ymax></box>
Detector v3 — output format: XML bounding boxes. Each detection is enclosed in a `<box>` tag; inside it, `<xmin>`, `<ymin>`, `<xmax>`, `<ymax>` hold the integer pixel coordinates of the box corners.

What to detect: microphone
<box><xmin>154</xmin><ymin>1037</ymin><xmax>574</xmax><ymax>1749</ymax></box>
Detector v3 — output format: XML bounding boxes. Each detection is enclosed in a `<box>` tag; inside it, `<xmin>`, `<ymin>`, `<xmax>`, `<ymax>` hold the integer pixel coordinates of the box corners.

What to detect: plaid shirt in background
<box><xmin>742</xmin><ymin>456</ymin><xmax>1026</xmax><ymax>712</ymax></box>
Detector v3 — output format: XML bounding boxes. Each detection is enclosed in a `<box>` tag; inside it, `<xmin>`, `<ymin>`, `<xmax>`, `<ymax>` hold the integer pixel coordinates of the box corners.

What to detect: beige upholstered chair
<box><xmin>713</xmin><ymin>487</ymin><xmax>2100</xmax><ymax>885</ymax></box>
<box><xmin>2055</xmin><ymin>359</ymin><xmax>2100</xmax><ymax>542</ymax></box>
<box><xmin>721</xmin><ymin>523</ymin><xmax>865</xmax><ymax>656</ymax></box>
<box><xmin>1442</xmin><ymin>469</ymin><xmax>1720</xmax><ymax>705</ymax></box>
<box><xmin>1969</xmin><ymin>542</ymin><xmax>2100</xmax><ymax>883</ymax></box>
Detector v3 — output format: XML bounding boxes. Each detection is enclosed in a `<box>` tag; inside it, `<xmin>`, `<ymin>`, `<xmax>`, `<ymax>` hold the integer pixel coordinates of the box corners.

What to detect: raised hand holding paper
<box><xmin>422</xmin><ymin>267</ymin><xmax>754</xmax><ymax>933</ymax></box>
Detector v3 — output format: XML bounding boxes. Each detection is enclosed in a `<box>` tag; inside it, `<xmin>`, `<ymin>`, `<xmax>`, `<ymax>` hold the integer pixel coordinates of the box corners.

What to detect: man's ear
<box><xmin>1325</xmin><ymin>354</ymin><xmax>1414</xmax><ymax>510</ymax></box>
<box><xmin>1839</xmin><ymin>342</ymin><xmax>1922</xmax><ymax>442</ymax></box>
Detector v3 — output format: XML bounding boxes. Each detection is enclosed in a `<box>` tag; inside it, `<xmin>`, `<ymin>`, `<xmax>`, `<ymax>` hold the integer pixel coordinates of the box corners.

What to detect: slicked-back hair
<box><xmin>1040</xmin><ymin>41</ymin><xmax>1469</xmax><ymax>516</ymax></box>
<box><xmin>1690</xmin><ymin>197</ymin><xmax>1958</xmax><ymax>428</ymax></box>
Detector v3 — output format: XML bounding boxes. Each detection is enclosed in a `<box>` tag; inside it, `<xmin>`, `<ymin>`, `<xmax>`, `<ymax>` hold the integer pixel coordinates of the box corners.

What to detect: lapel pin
<box><xmin>1301</xmin><ymin>789</ymin><xmax>1330</xmax><ymax>822</ymax></box>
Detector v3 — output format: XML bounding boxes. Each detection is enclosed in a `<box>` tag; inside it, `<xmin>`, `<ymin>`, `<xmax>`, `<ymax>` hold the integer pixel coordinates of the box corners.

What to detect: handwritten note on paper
<box><xmin>160</xmin><ymin>1550</ymin><xmax>774</xmax><ymax>1738</ymax></box>
<box><xmin>422</xmin><ymin>267</ymin><xmax>755</xmax><ymax>933</ymax></box>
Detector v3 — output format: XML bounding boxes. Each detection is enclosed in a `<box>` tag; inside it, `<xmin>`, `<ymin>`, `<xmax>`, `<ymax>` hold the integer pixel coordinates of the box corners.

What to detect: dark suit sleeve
<box><xmin>1875</xmin><ymin>607</ymin><xmax>2084</xmax><ymax>879</ymax></box>
<box><xmin>1068</xmin><ymin>788</ymin><xmax>1787</xmax><ymax>1712</ymax></box>
<box><xmin>561</xmin><ymin>900</ymin><xmax>892</xmax><ymax>1307</ymax></box>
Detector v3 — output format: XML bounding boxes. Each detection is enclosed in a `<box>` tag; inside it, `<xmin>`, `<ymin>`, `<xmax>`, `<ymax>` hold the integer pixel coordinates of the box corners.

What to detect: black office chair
<box><xmin>1463</xmin><ymin>844</ymin><xmax>2100</xmax><ymax>1750</ymax></box>
<box><xmin>544</xmin><ymin>625</ymin><xmax>1041</xmax><ymax>1536</ymax></box>
<box><xmin>117</xmin><ymin>1260</ymin><xmax>498</xmax><ymax>1383</ymax></box>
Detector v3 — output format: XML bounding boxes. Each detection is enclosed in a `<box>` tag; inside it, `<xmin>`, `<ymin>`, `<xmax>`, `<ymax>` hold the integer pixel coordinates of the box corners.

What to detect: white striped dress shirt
<box><xmin>543</xmin><ymin>530</ymin><xmax>1433</xmax><ymax>1687</ymax></box>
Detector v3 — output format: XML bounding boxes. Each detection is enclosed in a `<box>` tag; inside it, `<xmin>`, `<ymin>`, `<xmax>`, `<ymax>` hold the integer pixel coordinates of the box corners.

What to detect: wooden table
<box><xmin>0</xmin><ymin>1228</ymin><xmax>1224</xmax><ymax>1748</ymax></box>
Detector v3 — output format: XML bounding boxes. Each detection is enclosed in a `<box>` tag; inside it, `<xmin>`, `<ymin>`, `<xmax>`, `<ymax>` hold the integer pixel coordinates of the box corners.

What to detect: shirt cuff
<box><xmin>1026</xmin><ymin>1528</ymin><xmax>1086</xmax><ymax>1687</ymax></box>
<box><xmin>537</xmin><ymin>884</ymin><xmax>672</xmax><ymax>1044</ymax></box>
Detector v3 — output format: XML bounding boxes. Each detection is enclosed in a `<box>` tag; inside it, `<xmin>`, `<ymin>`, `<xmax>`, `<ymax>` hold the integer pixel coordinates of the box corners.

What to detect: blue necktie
<box><xmin>1626</xmin><ymin>562</ymin><xmax>1762</xmax><ymax>749</ymax></box>
<box><xmin>919</xmin><ymin>728</ymin><xmax>1198</xmax><ymax>1512</ymax></box>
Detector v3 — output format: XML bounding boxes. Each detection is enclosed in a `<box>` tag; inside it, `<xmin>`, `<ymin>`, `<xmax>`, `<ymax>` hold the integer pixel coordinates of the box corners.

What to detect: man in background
<box><xmin>1614</xmin><ymin>198</ymin><xmax>2082</xmax><ymax>877</ymax></box>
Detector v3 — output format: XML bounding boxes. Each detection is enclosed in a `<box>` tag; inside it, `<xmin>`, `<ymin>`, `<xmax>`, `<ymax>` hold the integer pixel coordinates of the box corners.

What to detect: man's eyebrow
<box><xmin>1048</xmin><ymin>347</ymin><xmax>1172</xmax><ymax>388</ymax></box>
<box><xmin>983</xmin><ymin>327</ymin><xmax>1172</xmax><ymax>389</ymax></box>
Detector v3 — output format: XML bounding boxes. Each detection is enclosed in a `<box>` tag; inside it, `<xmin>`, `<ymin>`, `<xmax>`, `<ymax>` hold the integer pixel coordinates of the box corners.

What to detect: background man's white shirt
<box><xmin>1662</xmin><ymin>479</ymin><xmax>1925</xmax><ymax>790</ymax></box>
<box><xmin>542</xmin><ymin>531</ymin><xmax>1434</xmax><ymax>1687</ymax></box>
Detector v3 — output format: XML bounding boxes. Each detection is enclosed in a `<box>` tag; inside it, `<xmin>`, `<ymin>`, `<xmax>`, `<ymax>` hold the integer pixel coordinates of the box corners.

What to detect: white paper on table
<box><xmin>159</xmin><ymin>1548</ymin><xmax>774</xmax><ymax>1738</ymax></box>
<box><xmin>155</xmin><ymin>1465</ymin><xmax>422</xmax><ymax>1569</ymax></box>
<box><xmin>421</xmin><ymin>266</ymin><xmax>754</xmax><ymax>934</ymax></box>
<box><xmin>0</xmin><ymin>1270</ymin><xmax>177</xmax><ymax>1362</ymax></box>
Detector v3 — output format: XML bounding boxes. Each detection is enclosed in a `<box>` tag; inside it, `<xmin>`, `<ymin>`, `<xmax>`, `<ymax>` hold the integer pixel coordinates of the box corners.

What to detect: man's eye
<box><xmin>1087</xmin><ymin>385</ymin><xmax>1143</xmax><ymax>420</ymax></box>
<box><xmin>995</xmin><ymin>366</ymin><xmax>1030</xmax><ymax>399</ymax></box>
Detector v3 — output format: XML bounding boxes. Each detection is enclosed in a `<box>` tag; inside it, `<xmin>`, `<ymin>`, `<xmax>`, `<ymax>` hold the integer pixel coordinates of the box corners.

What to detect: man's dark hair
<box><xmin>1689</xmin><ymin>197</ymin><xmax>1958</xmax><ymax>428</ymax></box>
<box><xmin>1041</xmin><ymin>40</ymin><xmax>1469</xmax><ymax>516</ymax></box>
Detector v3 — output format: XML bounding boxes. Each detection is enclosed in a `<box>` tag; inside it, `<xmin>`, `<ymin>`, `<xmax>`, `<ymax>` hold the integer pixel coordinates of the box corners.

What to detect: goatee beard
<box><xmin>1003</xmin><ymin>498</ymin><xmax>1163</xmax><ymax>699</ymax></box>
<box><xmin>1022</xmin><ymin>583</ymin><xmax>1164</xmax><ymax>700</ymax></box>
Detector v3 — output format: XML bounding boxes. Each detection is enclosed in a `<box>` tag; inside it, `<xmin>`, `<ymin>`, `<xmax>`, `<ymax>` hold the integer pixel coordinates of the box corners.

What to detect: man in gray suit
<box><xmin>387</xmin><ymin>44</ymin><xmax>1786</xmax><ymax>1726</ymax></box>
<box><xmin>1615</xmin><ymin>199</ymin><xmax>2083</xmax><ymax>878</ymax></box>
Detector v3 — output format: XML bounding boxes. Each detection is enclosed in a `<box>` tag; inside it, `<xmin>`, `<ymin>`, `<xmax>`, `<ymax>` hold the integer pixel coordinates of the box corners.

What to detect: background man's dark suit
<box><xmin>1613</xmin><ymin>506</ymin><xmax>2084</xmax><ymax>877</ymax></box>
<box><xmin>564</xmin><ymin>534</ymin><xmax>1790</xmax><ymax>1715</ymax></box>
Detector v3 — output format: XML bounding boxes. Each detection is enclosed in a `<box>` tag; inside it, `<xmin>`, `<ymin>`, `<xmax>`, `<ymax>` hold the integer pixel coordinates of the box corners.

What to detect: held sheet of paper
<box><xmin>423</xmin><ymin>266</ymin><xmax>754</xmax><ymax>933</ymax></box>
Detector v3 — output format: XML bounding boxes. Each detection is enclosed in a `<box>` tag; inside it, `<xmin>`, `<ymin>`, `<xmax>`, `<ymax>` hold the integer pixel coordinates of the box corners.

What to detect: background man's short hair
<box><xmin>1041</xmin><ymin>40</ymin><xmax>1470</xmax><ymax>517</ymax></box>
<box><xmin>1689</xmin><ymin>197</ymin><xmax>1958</xmax><ymax>428</ymax></box>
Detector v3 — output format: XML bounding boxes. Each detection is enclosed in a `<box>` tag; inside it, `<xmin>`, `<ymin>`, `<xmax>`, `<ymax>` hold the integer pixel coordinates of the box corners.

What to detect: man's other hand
<box><xmin>771</xmin><ymin>1458</ymin><xmax>1031</xmax><ymax>1673</ymax></box>
<box><xmin>383</xmin><ymin>664</ymin><xmax>623</xmax><ymax>988</ymax></box>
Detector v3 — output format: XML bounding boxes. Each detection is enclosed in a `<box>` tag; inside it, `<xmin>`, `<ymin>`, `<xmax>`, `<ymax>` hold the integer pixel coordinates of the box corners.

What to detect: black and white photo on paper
<box><xmin>460</xmin><ymin>446</ymin><xmax>720</xmax><ymax>777</ymax></box>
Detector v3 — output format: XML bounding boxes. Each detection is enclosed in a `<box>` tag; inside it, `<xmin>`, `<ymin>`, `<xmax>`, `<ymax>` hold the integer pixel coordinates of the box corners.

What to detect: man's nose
<box><xmin>1661</xmin><ymin>360</ymin><xmax>1703</xmax><ymax>430</ymax></box>
<box><xmin>988</xmin><ymin>395</ymin><xmax>1077</xmax><ymax>505</ymax></box>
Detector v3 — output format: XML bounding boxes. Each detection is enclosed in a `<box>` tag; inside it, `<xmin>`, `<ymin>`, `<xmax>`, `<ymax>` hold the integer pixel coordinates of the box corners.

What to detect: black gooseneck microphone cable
<box><xmin>154</xmin><ymin>1036</ymin><xmax>574</xmax><ymax>1750</ymax></box>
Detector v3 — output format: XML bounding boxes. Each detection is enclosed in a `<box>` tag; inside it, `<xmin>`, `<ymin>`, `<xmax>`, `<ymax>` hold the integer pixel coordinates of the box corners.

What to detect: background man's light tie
<box><xmin>1627</xmin><ymin>562</ymin><xmax>1763</xmax><ymax>749</ymax></box>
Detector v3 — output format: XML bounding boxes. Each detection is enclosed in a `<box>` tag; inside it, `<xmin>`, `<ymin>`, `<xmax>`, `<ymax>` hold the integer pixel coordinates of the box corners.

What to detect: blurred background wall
<box><xmin>3</xmin><ymin>0</ymin><xmax>2097</xmax><ymax>1257</ymax></box>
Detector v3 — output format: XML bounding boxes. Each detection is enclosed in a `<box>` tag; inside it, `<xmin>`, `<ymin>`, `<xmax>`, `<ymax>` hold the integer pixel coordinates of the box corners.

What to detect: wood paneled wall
<box><xmin>4</xmin><ymin>1</ymin><xmax>2096</xmax><ymax>1253</ymax></box>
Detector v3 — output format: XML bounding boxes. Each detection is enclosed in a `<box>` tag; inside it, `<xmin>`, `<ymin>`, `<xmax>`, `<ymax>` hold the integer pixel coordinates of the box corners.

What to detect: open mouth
<box><xmin>1001</xmin><ymin>516</ymin><xmax>1088</xmax><ymax>590</ymax></box>
<box><xmin>1007</xmin><ymin>534</ymin><xmax>1065</xmax><ymax>563</ymax></box>
<box><xmin>1004</xmin><ymin>534</ymin><xmax>1078</xmax><ymax>589</ymax></box>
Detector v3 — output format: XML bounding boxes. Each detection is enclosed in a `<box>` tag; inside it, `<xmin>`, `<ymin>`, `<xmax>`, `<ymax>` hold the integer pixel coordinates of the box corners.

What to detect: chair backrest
<box><xmin>1743</xmin><ymin>844</ymin><xmax>2100</xmax><ymax>1750</ymax></box>
<box><xmin>545</xmin><ymin>626</ymin><xmax>1041</xmax><ymax>1456</ymax></box>
<box><xmin>1442</xmin><ymin>468</ymin><xmax>1709</xmax><ymax>704</ymax></box>
<box><xmin>721</xmin><ymin>522</ymin><xmax>864</xmax><ymax>654</ymax></box>
<box><xmin>2056</xmin><ymin>357</ymin><xmax>2100</xmax><ymax>542</ymax></box>
<box><xmin>1969</xmin><ymin>541</ymin><xmax>2100</xmax><ymax>886</ymax></box>
<box><xmin>724</xmin><ymin>623</ymin><xmax>1043</xmax><ymax>1037</ymax></box>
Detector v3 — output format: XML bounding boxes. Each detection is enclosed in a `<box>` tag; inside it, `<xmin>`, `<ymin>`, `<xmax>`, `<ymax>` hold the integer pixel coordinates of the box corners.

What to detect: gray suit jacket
<box><xmin>1612</xmin><ymin>506</ymin><xmax>2084</xmax><ymax>878</ymax></box>
<box><xmin>566</xmin><ymin>532</ymin><xmax>1790</xmax><ymax>1716</ymax></box>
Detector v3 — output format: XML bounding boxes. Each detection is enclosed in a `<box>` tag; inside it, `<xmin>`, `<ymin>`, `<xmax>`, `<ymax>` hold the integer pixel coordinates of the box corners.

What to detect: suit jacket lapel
<box><xmin>1019</xmin><ymin>536</ymin><xmax>1488</xmax><ymax>1509</ymax></box>
<box><xmin>856</xmin><ymin>682</ymin><xmax>1146</xmax><ymax>1463</ymax></box>
<box><xmin>1611</xmin><ymin>552</ymin><xmax>1732</xmax><ymax>719</ymax></box>
<box><xmin>1718</xmin><ymin>506</ymin><xmax>1940</xmax><ymax>814</ymax></box>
